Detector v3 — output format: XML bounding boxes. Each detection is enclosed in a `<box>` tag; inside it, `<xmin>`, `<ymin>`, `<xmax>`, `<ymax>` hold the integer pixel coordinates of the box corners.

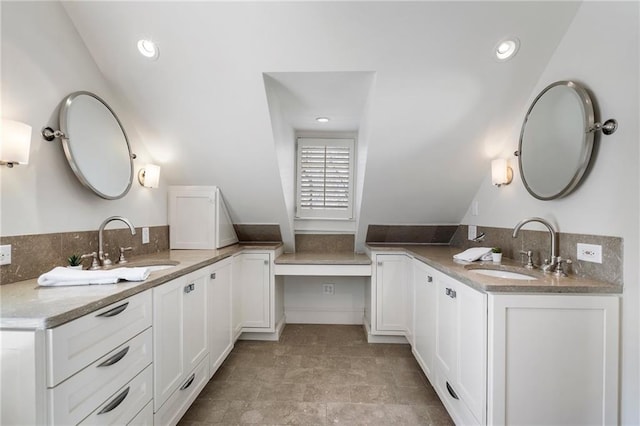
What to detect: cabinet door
<box><xmin>241</xmin><ymin>252</ymin><xmax>271</xmax><ymax>328</ymax></box>
<box><xmin>488</xmin><ymin>294</ymin><xmax>619</xmax><ymax>426</ymax></box>
<box><xmin>153</xmin><ymin>277</ymin><xmax>186</xmax><ymax>409</ymax></box>
<box><xmin>183</xmin><ymin>272</ymin><xmax>208</xmax><ymax>373</ymax></box>
<box><xmin>168</xmin><ymin>187</ymin><xmax>217</xmax><ymax>249</ymax></box>
<box><xmin>231</xmin><ymin>254</ymin><xmax>243</xmax><ymax>340</ymax></box>
<box><xmin>375</xmin><ymin>254</ymin><xmax>407</xmax><ymax>332</ymax></box>
<box><xmin>435</xmin><ymin>274</ymin><xmax>458</xmax><ymax>378</ymax></box>
<box><xmin>455</xmin><ymin>281</ymin><xmax>486</xmax><ymax>423</ymax></box>
<box><xmin>208</xmin><ymin>259</ymin><xmax>233</xmax><ymax>379</ymax></box>
<box><xmin>412</xmin><ymin>260</ymin><xmax>436</xmax><ymax>380</ymax></box>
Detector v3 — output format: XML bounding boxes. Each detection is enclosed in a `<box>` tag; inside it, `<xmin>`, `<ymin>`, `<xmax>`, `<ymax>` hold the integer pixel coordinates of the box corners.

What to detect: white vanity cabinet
<box><xmin>488</xmin><ymin>293</ymin><xmax>619</xmax><ymax>426</ymax></box>
<box><xmin>434</xmin><ymin>273</ymin><xmax>487</xmax><ymax>425</ymax></box>
<box><xmin>234</xmin><ymin>248</ymin><xmax>284</xmax><ymax>339</ymax></box>
<box><xmin>1</xmin><ymin>290</ymin><xmax>153</xmax><ymax>426</ymax></box>
<box><xmin>239</xmin><ymin>251</ymin><xmax>271</xmax><ymax>329</ymax></box>
<box><xmin>371</xmin><ymin>253</ymin><xmax>410</xmax><ymax>335</ymax></box>
<box><xmin>153</xmin><ymin>269</ymin><xmax>209</xmax><ymax>416</ymax></box>
<box><xmin>231</xmin><ymin>253</ymin><xmax>244</xmax><ymax>340</ymax></box>
<box><xmin>208</xmin><ymin>257</ymin><xmax>233</xmax><ymax>379</ymax></box>
<box><xmin>412</xmin><ymin>259</ymin><xmax>437</xmax><ymax>380</ymax></box>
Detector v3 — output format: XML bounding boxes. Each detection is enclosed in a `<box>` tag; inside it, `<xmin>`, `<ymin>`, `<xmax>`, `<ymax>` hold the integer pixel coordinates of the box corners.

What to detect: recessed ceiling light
<box><xmin>315</xmin><ymin>117</ymin><xmax>330</xmax><ymax>123</ymax></box>
<box><xmin>137</xmin><ymin>39</ymin><xmax>159</xmax><ymax>60</ymax></box>
<box><xmin>495</xmin><ymin>37</ymin><xmax>520</xmax><ymax>61</ymax></box>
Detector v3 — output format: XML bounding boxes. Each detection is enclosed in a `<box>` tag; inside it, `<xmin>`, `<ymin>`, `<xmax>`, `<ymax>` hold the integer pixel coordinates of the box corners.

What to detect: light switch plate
<box><xmin>468</xmin><ymin>225</ymin><xmax>477</xmax><ymax>241</ymax></box>
<box><xmin>577</xmin><ymin>243</ymin><xmax>602</xmax><ymax>263</ymax></box>
<box><xmin>142</xmin><ymin>227</ymin><xmax>150</xmax><ymax>244</ymax></box>
<box><xmin>0</xmin><ymin>245</ymin><xmax>11</xmax><ymax>265</ymax></box>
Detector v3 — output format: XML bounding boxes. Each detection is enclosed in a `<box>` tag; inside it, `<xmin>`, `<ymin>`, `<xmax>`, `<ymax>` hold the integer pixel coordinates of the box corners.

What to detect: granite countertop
<box><xmin>0</xmin><ymin>243</ymin><xmax>282</xmax><ymax>330</ymax></box>
<box><xmin>275</xmin><ymin>252</ymin><xmax>371</xmax><ymax>265</ymax></box>
<box><xmin>367</xmin><ymin>244</ymin><xmax>622</xmax><ymax>294</ymax></box>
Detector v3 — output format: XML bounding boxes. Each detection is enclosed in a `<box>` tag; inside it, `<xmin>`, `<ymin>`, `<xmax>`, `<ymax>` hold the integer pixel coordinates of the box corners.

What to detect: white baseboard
<box><xmin>284</xmin><ymin>307</ymin><xmax>364</xmax><ymax>325</ymax></box>
<box><xmin>238</xmin><ymin>315</ymin><xmax>286</xmax><ymax>341</ymax></box>
<box><xmin>362</xmin><ymin>315</ymin><xmax>409</xmax><ymax>344</ymax></box>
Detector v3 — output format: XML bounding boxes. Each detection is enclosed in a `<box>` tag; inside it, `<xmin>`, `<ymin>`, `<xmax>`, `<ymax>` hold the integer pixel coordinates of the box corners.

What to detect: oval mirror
<box><xmin>59</xmin><ymin>91</ymin><xmax>133</xmax><ymax>199</ymax></box>
<box><xmin>518</xmin><ymin>81</ymin><xmax>595</xmax><ymax>200</ymax></box>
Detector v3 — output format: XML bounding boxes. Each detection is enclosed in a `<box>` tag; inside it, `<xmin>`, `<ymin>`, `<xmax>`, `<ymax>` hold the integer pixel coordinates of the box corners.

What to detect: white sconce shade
<box><xmin>491</xmin><ymin>158</ymin><xmax>513</xmax><ymax>187</ymax></box>
<box><xmin>138</xmin><ymin>164</ymin><xmax>161</xmax><ymax>188</ymax></box>
<box><xmin>1</xmin><ymin>119</ymin><xmax>32</xmax><ymax>167</ymax></box>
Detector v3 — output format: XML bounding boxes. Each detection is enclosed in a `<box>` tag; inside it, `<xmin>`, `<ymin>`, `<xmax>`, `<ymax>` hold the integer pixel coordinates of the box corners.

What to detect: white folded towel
<box><xmin>37</xmin><ymin>266</ymin><xmax>151</xmax><ymax>287</ymax></box>
<box><xmin>453</xmin><ymin>247</ymin><xmax>493</xmax><ymax>262</ymax></box>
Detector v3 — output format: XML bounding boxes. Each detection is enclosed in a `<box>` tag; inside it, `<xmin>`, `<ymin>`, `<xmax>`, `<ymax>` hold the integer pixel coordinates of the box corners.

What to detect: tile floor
<box><xmin>178</xmin><ymin>324</ymin><xmax>454</xmax><ymax>425</ymax></box>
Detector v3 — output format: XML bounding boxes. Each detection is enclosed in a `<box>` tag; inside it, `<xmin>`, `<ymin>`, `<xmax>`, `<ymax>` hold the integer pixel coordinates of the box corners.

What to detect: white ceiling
<box><xmin>61</xmin><ymin>1</ymin><xmax>581</xmax><ymax>249</ymax></box>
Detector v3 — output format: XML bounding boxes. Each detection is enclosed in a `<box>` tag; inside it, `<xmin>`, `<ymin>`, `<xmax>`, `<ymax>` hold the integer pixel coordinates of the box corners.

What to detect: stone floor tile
<box><xmin>256</xmin><ymin>383</ymin><xmax>306</xmax><ymax>401</ymax></box>
<box><xmin>350</xmin><ymin>385</ymin><xmax>397</xmax><ymax>404</ymax></box>
<box><xmin>223</xmin><ymin>401</ymin><xmax>327</xmax><ymax>425</ymax></box>
<box><xmin>206</xmin><ymin>380</ymin><xmax>261</xmax><ymax>401</ymax></box>
<box><xmin>326</xmin><ymin>402</ymin><xmax>389</xmax><ymax>425</ymax></box>
<box><xmin>303</xmin><ymin>383</ymin><xmax>352</xmax><ymax>402</ymax></box>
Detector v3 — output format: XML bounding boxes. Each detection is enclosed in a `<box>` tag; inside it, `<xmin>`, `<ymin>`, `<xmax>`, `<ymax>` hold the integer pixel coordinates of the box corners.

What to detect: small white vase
<box><xmin>492</xmin><ymin>253</ymin><xmax>502</xmax><ymax>263</ymax></box>
<box><xmin>67</xmin><ymin>265</ymin><xmax>83</xmax><ymax>270</ymax></box>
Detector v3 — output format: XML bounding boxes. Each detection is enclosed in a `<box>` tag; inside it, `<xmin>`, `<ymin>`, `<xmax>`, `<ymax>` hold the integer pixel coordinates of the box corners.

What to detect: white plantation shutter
<box><xmin>296</xmin><ymin>138</ymin><xmax>355</xmax><ymax>219</ymax></box>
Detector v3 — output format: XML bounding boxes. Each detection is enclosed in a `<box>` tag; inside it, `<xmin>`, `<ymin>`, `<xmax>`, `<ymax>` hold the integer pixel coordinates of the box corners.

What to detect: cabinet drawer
<box><xmin>434</xmin><ymin>364</ymin><xmax>480</xmax><ymax>426</ymax></box>
<box><xmin>154</xmin><ymin>355</ymin><xmax>209</xmax><ymax>426</ymax></box>
<box><xmin>128</xmin><ymin>401</ymin><xmax>153</xmax><ymax>426</ymax></box>
<box><xmin>79</xmin><ymin>364</ymin><xmax>153</xmax><ymax>426</ymax></box>
<box><xmin>47</xmin><ymin>291</ymin><xmax>152</xmax><ymax>387</ymax></box>
<box><xmin>48</xmin><ymin>328</ymin><xmax>152</xmax><ymax>425</ymax></box>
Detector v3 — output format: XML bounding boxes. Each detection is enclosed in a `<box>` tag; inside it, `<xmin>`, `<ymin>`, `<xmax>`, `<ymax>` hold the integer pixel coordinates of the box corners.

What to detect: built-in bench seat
<box><xmin>273</xmin><ymin>252</ymin><xmax>372</xmax><ymax>276</ymax></box>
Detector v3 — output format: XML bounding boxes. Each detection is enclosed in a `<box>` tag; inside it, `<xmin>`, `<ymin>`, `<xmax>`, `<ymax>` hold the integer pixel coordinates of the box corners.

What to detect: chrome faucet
<box><xmin>512</xmin><ymin>217</ymin><xmax>557</xmax><ymax>273</ymax></box>
<box><xmin>98</xmin><ymin>216</ymin><xmax>136</xmax><ymax>267</ymax></box>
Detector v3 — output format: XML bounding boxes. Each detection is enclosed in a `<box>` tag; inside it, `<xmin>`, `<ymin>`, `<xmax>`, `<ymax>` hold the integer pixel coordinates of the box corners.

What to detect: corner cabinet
<box><xmin>233</xmin><ymin>247</ymin><xmax>285</xmax><ymax>340</ymax></box>
<box><xmin>370</xmin><ymin>253</ymin><xmax>411</xmax><ymax>337</ymax></box>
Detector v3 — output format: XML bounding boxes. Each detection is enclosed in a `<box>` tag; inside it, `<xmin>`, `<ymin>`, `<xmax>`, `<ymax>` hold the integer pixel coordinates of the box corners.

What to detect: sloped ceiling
<box><xmin>61</xmin><ymin>1</ymin><xmax>580</xmax><ymax>250</ymax></box>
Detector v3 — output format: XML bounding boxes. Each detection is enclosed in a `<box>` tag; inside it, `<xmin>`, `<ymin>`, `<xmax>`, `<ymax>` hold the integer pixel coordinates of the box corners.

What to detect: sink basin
<box><xmin>468</xmin><ymin>268</ymin><xmax>537</xmax><ymax>280</ymax></box>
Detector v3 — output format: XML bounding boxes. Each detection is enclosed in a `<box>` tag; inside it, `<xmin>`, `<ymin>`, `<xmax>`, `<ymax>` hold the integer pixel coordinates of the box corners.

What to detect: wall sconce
<box><xmin>1</xmin><ymin>119</ymin><xmax>32</xmax><ymax>167</ymax></box>
<box><xmin>138</xmin><ymin>164</ymin><xmax>161</xmax><ymax>188</ymax></box>
<box><xmin>491</xmin><ymin>158</ymin><xmax>513</xmax><ymax>187</ymax></box>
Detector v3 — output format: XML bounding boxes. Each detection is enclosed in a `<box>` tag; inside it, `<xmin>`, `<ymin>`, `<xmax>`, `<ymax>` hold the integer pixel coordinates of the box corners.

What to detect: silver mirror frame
<box><xmin>517</xmin><ymin>81</ymin><xmax>595</xmax><ymax>201</ymax></box>
<box><xmin>58</xmin><ymin>91</ymin><xmax>134</xmax><ymax>200</ymax></box>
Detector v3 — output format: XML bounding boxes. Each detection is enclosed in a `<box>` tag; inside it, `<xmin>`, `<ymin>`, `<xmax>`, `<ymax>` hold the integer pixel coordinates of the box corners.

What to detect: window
<box><xmin>296</xmin><ymin>138</ymin><xmax>355</xmax><ymax>219</ymax></box>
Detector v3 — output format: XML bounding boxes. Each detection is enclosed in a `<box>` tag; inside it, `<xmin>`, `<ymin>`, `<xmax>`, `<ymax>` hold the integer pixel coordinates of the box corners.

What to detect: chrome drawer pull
<box><xmin>427</xmin><ymin>275</ymin><xmax>433</xmax><ymax>283</ymax></box>
<box><xmin>96</xmin><ymin>302</ymin><xmax>129</xmax><ymax>318</ymax></box>
<box><xmin>97</xmin><ymin>346</ymin><xmax>130</xmax><ymax>368</ymax></box>
<box><xmin>446</xmin><ymin>382</ymin><xmax>459</xmax><ymax>400</ymax></box>
<box><xmin>445</xmin><ymin>288</ymin><xmax>457</xmax><ymax>299</ymax></box>
<box><xmin>180</xmin><ymin>373</ymin><xmax>196</xmax><ymax>390</ymax></box>
<box><xmin>210</xmin><ymin>272</ymin><xmax>216</xmax><ymax>279</ymax></box>
<box><xmin>97</xmin><ymin>386</ymin><xmax>130</xmax><ymax>415</ymax></box>
<box><xmin>264</xmin><ymin>260</ymin><xmax>269</xmax><ymax>265</ymax></box>
<box><xmin>184</xmin><ymin>283</ymin><xmax>195</xmax><ymax>293</ymax></box>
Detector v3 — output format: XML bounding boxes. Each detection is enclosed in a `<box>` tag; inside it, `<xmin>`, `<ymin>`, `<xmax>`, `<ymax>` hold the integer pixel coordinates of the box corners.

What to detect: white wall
<box><xmin>461</xmin><ymin>2</ymin><xmax>639</xmax><ymax>423</ymax></box>
<box><xmin>1</xmin><ymin>1</ymin><xmax>167</xmax><ymax>237</ymax></box>
<box><xmin>284</xmin><ymin>276</ymin><xmax>365</xmax><ymax>324</ymax></box>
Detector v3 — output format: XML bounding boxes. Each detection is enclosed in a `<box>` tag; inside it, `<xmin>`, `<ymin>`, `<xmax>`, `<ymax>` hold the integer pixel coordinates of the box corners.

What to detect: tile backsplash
<box><xmin>366</xmin><ymin>225</ymin><xmax>457</xmax><ymax>245</ymax></box>
<box><xmin>451</xmin><ymin>225</ymin><xmax>623</xmax><ymax>286</ymax></box>
<box><xmin>0</xmin><ymin>225</ymin><xmax>169</xmax><ymax>285</ymax></box>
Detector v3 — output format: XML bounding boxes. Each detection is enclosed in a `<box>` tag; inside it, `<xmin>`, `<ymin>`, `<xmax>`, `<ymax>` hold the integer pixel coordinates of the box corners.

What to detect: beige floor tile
<box><xmin>223</xmin><ymin>401</ymin><xmax>326</xmax><ymax>425</ymax></box>
<box><xmin>303</xmin><ymin>383</ymin><xmax>352</xmax><ymax>402</ymax></box>
<box><xmin>350</xmin><ymin>384</ymin><xmax>397</xmax><ymax>404</ymax></box>
<box><xmin>180</xmin><ymin>324</ymin><xmax>452</xmax><ymax>425</ymax></box>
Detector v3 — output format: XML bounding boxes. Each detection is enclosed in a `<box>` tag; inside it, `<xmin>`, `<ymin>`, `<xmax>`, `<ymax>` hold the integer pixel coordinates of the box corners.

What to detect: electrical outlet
<box><xmin>577</xmin><ymin>243</ymin><xmax>602</xmax><ymax>263</ymax></box>
<box><xmin>322</xmin><ymin>283</ymin><xmax>335</xmax><ymax>295</ymax></box>
<box><xmin>468</xmin><ymin>225</ymin><xmax>477</xmax><ymax>241</ymax></box>
<box><xmin>142</xmin><ymin>227</ymin><xmax>150</xmax><ymax>244</ymax></box>
<box><xmin>0</xmin><ymin>245</ymin><xmax>11</xmax><ymax>266</ymax></box>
